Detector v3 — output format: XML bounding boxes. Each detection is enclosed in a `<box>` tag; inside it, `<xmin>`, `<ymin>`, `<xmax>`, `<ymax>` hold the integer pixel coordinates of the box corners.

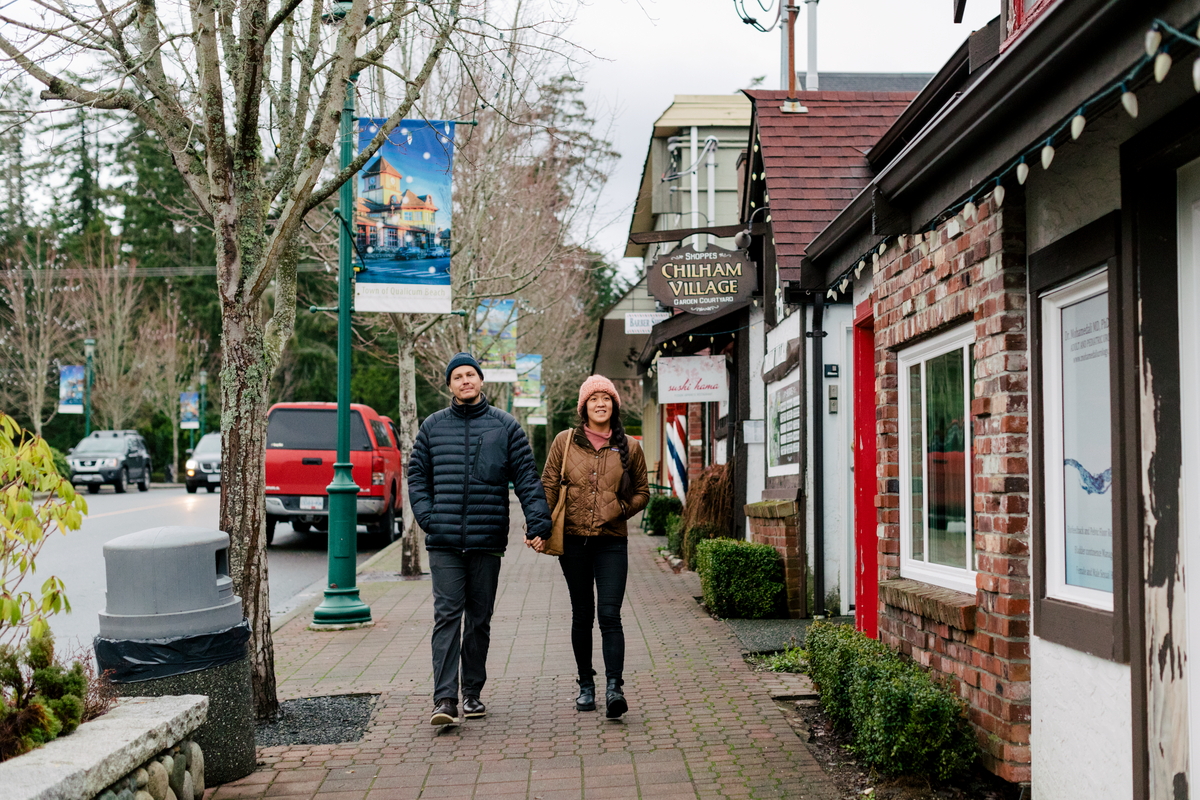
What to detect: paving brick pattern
<box><xmin>211</xmin><ymin>503</ymin><xmax>836</xmax><ymax>799</ymax></box>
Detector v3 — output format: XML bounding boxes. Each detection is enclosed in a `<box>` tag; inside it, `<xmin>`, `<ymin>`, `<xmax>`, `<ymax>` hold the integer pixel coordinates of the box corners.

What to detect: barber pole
<box><xmin>664</xmin><ymin>403</ymin><xmax>689</xmax><ymax>503</ymax></box>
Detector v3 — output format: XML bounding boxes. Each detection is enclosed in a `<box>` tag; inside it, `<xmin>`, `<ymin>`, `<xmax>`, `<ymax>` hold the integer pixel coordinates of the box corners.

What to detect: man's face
<box><xmin>450</xmin><ymin>365</ymin><xmax>482</xmax><ymax>403</ymax></box>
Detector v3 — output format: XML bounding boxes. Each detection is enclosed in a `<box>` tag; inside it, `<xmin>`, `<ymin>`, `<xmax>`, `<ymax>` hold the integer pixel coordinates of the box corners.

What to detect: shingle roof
<box><xmin>744</xmin><ymin>90</ymin><xmax>915</xmax><ymax>265</ymax></box>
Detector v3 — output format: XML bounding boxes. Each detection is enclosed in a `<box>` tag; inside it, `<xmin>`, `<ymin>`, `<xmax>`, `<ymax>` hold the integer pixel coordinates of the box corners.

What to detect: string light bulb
<box><xmin>1017</xmin><ymin>160</ymin><xmax>1030</xmax><ymax>185</ymax></box>
<box><xmin>1146</xmin><ymin>27</ymin><xmax>1163</xmax><ymax>57</ymax></box>
<box><xmin>1193</xmin><ymin>58</ymin><xmax>1200</xmax><ymax>92</ymax></box>
<box><xmin>840</xmin><ymin>278</ymin><xmax>850</xmax><ymax>293</ymax></box>
<box><xmin>1071</xmin><ymin>113</ymin><xmax>1087</xmax><ymax>140</ymax></box>
<box><xmin>994</xmin><ymin>183</ymin><xmax>1006</xmax><ymax>208</ymax></box>
<box><xmin>827</xmin><ymin>288</ymin><xmax>836</xmax><ymax>299</ymax></box>
<box><xmin>1122</xmin><ymin>86</ymin><xmax>1139</xmax><ymax>118</ymax></box>
<box><xmin>855</xmin><ymin>262</ymin><xmax>865</xmax><ymax>279</ymax></box>
<box><xmin>1041</xmin><ymin>142</ymin><xmax>1056</xmax><ymax>170</ymax></box>
<box><xmin>1156</xmin><ymin>51</ymin><xmax>1173</xmax><ymax>83</ymax></box>
<box><xmin>963</xmin><ymin>200</ymin><xmax>977</xmax><ymax>222</ymax></box>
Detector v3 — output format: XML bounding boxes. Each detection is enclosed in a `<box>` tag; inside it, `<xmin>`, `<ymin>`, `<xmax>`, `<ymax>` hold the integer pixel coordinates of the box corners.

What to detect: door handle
<box><xmin>302</xmin><ymin>458</ymin><xmax>323</xmax><ymax>465</ymax></box>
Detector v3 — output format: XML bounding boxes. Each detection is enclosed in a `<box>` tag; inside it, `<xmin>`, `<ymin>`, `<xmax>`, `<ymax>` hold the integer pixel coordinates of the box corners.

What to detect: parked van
<box><xmin>263</xmin><ymin>402</ymin><xmax>403</xmax><ymax>545</ymax></box>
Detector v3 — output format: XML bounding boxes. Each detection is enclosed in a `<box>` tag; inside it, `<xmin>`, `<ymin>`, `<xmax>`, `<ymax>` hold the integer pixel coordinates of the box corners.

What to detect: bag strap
<box><xmin>559</xmin><ymin>434</ymin><xmax>572</xmax><ymax>487</ymax></box>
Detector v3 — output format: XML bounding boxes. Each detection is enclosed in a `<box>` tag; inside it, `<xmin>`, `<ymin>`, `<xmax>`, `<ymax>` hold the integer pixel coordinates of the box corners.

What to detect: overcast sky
<box><xmin>560</xmin><ymin>0</ymin><xmax>1001</xmax><ymax>276</ymax></box>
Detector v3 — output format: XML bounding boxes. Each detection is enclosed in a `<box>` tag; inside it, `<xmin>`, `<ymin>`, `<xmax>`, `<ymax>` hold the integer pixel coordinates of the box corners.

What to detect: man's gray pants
<box><xmin>429</xmin><ymin>549</ymin><xmax>502</xmax><ymax>704</ymax></box>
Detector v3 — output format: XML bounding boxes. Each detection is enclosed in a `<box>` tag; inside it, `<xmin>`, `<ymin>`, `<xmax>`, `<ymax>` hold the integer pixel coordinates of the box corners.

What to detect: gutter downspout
<box><xmin>810</xmin><ymin>292</ymin><xmax>826</xmax><ymax>616</ymax></box>
<box><xmin>706</xmin><ymin>137</ymin><xmax>717</xmax><ymax>249</ymax></box>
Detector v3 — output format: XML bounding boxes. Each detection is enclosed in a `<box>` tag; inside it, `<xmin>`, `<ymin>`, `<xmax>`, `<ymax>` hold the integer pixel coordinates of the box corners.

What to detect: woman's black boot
<box><xmin>605</xmin><ymin>677</ymin><xmax>627</xmax><ymax>719</ymax></box>
<box><xmin>576</xmin><ymin>673</ymin><xmax>597</xmax><ymax>712</ymax></box>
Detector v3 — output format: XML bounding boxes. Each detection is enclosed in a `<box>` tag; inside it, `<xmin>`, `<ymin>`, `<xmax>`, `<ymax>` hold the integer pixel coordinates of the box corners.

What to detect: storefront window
<box><xmin>899</xmin><ymin>325</ymin><xmax>976</xmax><ymax>594</ymax></box>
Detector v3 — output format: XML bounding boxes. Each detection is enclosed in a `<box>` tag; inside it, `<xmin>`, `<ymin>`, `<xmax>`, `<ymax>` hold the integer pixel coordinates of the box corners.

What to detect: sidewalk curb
<box><xmin>270</xmin><ymin>535</ymin><xmax>407</xmax><ymax>633</ymax></box>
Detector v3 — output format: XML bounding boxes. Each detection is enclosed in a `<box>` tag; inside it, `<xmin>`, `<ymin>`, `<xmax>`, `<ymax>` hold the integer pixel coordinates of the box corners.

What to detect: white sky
<box><xmin>561</xmin><ymin>0</ymin><xmax>1001</xmax><ymax>277</ymax></box>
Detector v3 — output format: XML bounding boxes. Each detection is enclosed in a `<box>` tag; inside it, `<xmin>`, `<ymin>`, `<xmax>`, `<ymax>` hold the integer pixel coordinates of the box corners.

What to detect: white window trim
<box><xmin>1040</xmin><ymin>269</ymin><xmax>1114</xmax><ymax>612</ymax></box>
<box><xmin>898</xmin><ymin>324</ymin><xmax>977</xmax><ymax>596</ymax></box>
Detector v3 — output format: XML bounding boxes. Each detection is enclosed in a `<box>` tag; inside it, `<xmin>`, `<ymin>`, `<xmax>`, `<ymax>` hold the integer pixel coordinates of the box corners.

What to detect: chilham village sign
<box><xmin>647</xmin><ymin>244</ymin><xmax>757</xmax><ymax>315</ymax></box>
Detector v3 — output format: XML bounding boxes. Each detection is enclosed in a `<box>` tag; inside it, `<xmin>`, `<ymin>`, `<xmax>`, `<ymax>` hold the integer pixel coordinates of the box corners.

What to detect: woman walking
<box><xmin>532</xmin><ymin>375</ymin><xmax>650</xmax><ymax>718</ymax></box>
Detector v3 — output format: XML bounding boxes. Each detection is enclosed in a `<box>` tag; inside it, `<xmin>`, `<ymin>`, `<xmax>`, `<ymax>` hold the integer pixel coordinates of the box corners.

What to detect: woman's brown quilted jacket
<box><xmin>541</xmin><ymin>427</ymin><xmax>650</xmax><ymax>537</ymax></box>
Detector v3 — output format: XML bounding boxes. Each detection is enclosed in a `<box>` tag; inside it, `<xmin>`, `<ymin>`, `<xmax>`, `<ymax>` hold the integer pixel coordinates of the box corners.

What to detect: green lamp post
<box><xmin>313</xmin><ymin>5</ymin><xmax>371</xmax><ymax>626</ymax></box>
<box><xmin>84</xmin><ymin>338</ymin><xmax>95</xmax><ymax>436</ymax></box>
<box><xmin>199</xmin><ymin>369</ymin><xmax>207</xmax><ymax>438</ymax></box>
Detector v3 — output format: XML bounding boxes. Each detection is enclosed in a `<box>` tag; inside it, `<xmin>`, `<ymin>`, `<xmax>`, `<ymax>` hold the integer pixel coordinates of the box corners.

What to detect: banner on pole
<box><xmin>656</xmin><ymin>356</ymin><xmax>728</xmax><ymax>404</ymax></box>
<box><xmin>181</xmin><ymin>392</ymin><xmax>200</xmax><ymax>430</ymax></box>
<box><xmin>353</xmin><ymin>119</ymin><xmax>455</xmax><ymax>314</ymax></box>
<box><xmin>512</xmin><ymin>354</ymin><xmax>542</xmax><ymax>407</ymax></box>
<box><xmin>476</xmin><ymin>300</ymin><xmax>518</xmax><ymax>382</ymax></box>
<box><xmin>58</xmin><ymin>365</ymin><xmax>84</xmax><ymax>414</ymax></box>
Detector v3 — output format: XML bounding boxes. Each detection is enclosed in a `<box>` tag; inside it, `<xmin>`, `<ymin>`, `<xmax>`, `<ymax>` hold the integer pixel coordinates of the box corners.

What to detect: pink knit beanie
<box><xmin>577</xmin><ymin>375</ymin><xmax>621</xmax><ymax>416</ymax></box>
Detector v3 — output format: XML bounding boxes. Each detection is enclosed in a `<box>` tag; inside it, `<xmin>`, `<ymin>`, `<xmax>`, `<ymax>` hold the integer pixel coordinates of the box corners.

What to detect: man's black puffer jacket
<box><xmin>408</xmin><ymin>395</ymin><xmax>551</xmax><ymax>551</ymax></box>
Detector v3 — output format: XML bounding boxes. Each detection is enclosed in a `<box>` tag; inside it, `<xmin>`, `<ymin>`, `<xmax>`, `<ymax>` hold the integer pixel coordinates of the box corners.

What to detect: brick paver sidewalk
<box><xmin>211</xmin><ymin>502</ymin><xmax>837</xmax><ymax>800</ymax></box>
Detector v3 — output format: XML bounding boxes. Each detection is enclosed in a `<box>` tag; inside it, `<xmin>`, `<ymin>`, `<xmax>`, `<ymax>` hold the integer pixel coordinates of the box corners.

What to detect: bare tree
<box><xmin>140</xmin><ymin>288</ymin><xmax>208</xmax><ymax>481</ymax></box>
<box><xmin>0</xmin><ymin>0</ymin><xmax>580</xmax><ymax>716</ymax></box>
<box><xmin>72</xmin><ymin>234</ymin><xmax>145</xmax><ymax>431</ymax></box>
<box><xmin>0</xmin><ymin>236</ymin><xmax>81</xmax><ymax>436</ymax></box>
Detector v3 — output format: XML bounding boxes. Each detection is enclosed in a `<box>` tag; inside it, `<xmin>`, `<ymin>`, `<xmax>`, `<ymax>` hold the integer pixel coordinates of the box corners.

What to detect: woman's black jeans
<box><xmin>559</xmin><ymin>534</ymin><xmax>628</xmax><ymax>682</ymax></box>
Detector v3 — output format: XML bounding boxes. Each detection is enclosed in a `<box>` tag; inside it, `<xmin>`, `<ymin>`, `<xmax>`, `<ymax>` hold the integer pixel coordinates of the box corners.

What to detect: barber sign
<box><xmin>657</xmin><ymin>356</ymin><xmax>729</xmax><ymax>404</ymax></box>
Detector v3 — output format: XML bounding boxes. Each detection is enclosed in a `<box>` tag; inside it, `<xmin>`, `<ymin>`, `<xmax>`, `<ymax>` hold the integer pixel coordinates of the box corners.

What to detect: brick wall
<box><xmin>745</xmin><ymin>500</ymin><xmax>807</xmax><ymax>618</ymax></box>
<box><xmin>688</xmin><ymin>403</ymin><xmax>703</xmax><ymax>484</ymax></box>
<box><xmin>871</xmin><ymin>195</ymin><xmax>1031</xmax><ymax>783</ymax></box>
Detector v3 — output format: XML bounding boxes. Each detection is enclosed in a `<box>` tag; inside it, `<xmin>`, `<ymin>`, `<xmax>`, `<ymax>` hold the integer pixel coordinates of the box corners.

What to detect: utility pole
<box><xmin>312</xmin><ymin>22</ymin><xmax>371</xmax><ymax>626</ymax></box>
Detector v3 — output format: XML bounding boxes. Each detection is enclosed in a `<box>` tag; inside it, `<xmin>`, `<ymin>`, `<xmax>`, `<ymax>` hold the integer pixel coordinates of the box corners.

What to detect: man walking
<box><xmin>408</xmin><ymin>352</ymin><xmax>551</xmax><ymax>725</ymax></box>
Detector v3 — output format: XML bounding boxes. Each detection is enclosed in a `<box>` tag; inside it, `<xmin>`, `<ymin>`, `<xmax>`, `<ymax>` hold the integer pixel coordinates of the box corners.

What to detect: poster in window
<box><xmin>1059</xmin><ymin>291</ymin><xmax>1113</xmax><ymax>592</ymax></box>
<box><xmin>767</xmin><ymin>380</ymin><xmax>801</xmax><ymax>471</ymax></box>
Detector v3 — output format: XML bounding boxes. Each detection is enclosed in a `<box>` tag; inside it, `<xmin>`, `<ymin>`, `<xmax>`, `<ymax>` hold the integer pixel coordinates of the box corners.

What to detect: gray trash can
<box><xmin>94</xmin><ymin>526</ymin><xmax>256</xmax><ymax>784</ymax></box>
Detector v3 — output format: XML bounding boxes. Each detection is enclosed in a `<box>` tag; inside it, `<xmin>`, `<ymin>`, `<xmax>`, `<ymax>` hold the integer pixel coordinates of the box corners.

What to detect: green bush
<box><xmin>48</xmin><ymin>447</ymin><xmax>70</xmax><ymax>481</ymax></box>
<box><xmin>806</xmin><ymin>621</ymin><xmax>977</xmax><ymax>780</ymax></box>
<box><xmin>684</xmin><ymin>522</ymin><xmax>723</xmax><ymax>570</ymax></box>
<box><xmin>644</xmin><ymin>494</ymin><xmax>682</xmax><ymax>536</ymax></box>
<box><xmin>665</xmin><ymin>513</ymin><xmax>683</xmax><ymax>555</ymax></box>
<box><xmin>695</xmin><ymin>538</ymin><xmax>786</xmax><ymax>619</ymax></box>
<box><xmin>0</xmin><ymin>635</ymin><xmax>89</xmax><ymax>760</ymax></box>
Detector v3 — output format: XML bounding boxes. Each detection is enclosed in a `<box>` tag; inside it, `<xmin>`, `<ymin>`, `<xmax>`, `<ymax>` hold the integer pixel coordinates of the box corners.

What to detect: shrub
<box><xmin>806</xmin><ymin>621</ymin><xmax>977</xmax><ymax>780</ymax></box>
<box><xmin>48</xmin><ymin>447</ymin><xmax>70</xmax><ymax>481</ymax></box>
<box><xmin>680</xmin><ymin>464</ymin><xmax>731</xmax><ymax>532</ymax></box>
<box><xmin>749</xmin><ymin>642</ymin><xmax>807</xmax><ymax>673</ymax></box>
<box><xmin>644</xmin><ymin>494</ymin><xmax>682</xmax><ymax>536</ymax></box>
<box><xmin>0</xmin><ymin>634</ymin><xmax>89</xmax><ymax>761</ymax></box>
<box><xmin>683</xmin><ymin>522</ymin><xmax>724</xmax><ymax>570</ymax></box>
<box><xmin>665</xmin><ymin>513</ymin><xmax>683</xmax><ymax>556</ymax></box>
<box><xmin>695</xmin><ymin>538</ymin><xmax>786</xmax><ymax>619</ymax></box>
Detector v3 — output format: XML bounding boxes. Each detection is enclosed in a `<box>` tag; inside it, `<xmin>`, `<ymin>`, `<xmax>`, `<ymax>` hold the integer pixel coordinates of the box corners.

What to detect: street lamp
<box><xmin>198</xmin><ymin>370</ymin><xmax>207</xmax><ymax>438</ymax></box>
<box><xmin>84</xmin><ymin>338</ymin><xmax>95</xmax><ymax>436</ymax></box>
<box><xmin>313</xmin><ymin>1</ymin><xmax>371</xmax><ymax>627</ymax></box>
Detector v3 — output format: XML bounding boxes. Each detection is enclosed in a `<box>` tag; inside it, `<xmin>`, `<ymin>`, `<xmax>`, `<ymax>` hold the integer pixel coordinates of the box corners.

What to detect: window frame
<box><xmin>897</xmin><ymin>323</ymin><xmax>978</xmax><ymax>596</ymax></box>
<box><xmin>1029</xmin><ymin>211</ymin><xmax>1129</xmax><ymax>662</ymax></box>
<box><xmin>1039</xmin><ymin>269</ymin><xmax>1114</xmax><ymax>612</ymax></box>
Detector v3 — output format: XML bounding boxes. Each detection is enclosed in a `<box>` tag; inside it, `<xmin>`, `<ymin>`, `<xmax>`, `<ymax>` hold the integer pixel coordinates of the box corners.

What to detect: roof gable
<box><xmin>744</xmin><ymin>90</ymin><xmax>915</xmax><ymax>264</ymax></box>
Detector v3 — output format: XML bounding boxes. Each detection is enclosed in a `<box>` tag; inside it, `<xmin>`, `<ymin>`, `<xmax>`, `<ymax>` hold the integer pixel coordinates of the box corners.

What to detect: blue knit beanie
<box><xmin>445</xmin><ymin>352</ymin><xmax>484</xmax><ymax>384</ymax></box>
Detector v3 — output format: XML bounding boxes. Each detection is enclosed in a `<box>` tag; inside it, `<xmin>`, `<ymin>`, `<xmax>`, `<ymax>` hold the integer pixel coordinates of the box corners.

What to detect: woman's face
<box><xmin>586</xmin><ymin>392</ymin><xmax>613</xmax><ymax>426</ymax></box>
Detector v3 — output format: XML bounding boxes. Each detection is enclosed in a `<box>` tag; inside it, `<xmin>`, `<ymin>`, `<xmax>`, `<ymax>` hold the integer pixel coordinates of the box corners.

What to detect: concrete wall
<box><xmin>1030</xmin><ymin>635</ymin><xmax>1133</xmax><ymax>799</ymax></box>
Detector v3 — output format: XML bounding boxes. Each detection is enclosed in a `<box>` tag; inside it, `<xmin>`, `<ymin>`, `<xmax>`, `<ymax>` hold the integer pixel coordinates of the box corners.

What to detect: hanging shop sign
<box><xmin>646</xmin><ymin>244</ymin><xmax>757</xmax><ymax>315</ymax></box>
<box><xmin>353</xmin><ymin>119</ymin><xmax>456</xmax><ymax>314</ymax></box>
<box><xmin>58</xmin><ymin>365</ymin><xmax>84</xmax><ymax>414</ymax></box>
<box><xmin>624</xmin><ymin>311</ymin><xmax>670</xmax><ymax>334</ymax></box>
<box><xmin>656</xmin><ymin>356</ymin><xmax>728</xmax><ymax>404</ymax></box>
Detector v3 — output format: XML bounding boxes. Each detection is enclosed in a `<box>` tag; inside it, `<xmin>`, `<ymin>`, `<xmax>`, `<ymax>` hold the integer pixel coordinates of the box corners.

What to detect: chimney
<box><xmin>805</xmin><ymin>0</ymin><xmax>818</xmax><ymax>91</ymax></box>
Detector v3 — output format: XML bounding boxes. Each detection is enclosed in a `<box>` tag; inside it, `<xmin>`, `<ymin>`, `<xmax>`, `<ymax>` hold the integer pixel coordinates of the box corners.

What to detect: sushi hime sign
<box><xmin>646</xmin><ymin>244</ymin><xmax>757</xmax><ymax>315</ymax></box>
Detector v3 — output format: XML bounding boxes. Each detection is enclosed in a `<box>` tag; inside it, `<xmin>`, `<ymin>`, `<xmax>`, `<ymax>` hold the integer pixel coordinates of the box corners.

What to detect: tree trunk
<box><xmin>393</xmin><ymin>317</ymin><xmax>422</xmax><ymax>576</ymax></box>
<box><xmin>171</xmin><ymin>415</ymin><xmax>180</xmax><ymax>482</ymax></box>
<box><xmin>218</xmin><ymin>303</ymin><xmax>278</xmax><ymax>720</ymax></box>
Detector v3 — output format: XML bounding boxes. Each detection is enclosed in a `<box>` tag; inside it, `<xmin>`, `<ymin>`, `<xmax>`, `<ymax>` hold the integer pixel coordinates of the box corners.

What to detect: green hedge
<box><xmin>665</xmin><ymin>513</ymin><xmax>683</xmax><ymax>555</ymax></box>
<box><xmin>695</xmin><ymin>538</ymin><xmax>785</xmax><ymax>619</ymax></box>
<box><xmin>806</xmin><ymin>622</ymin><xmax>978</xmax><ymax>781</ymax></box>
<box><xmin>645</xmin><ymin>495</ymin><xmax>682</xmax><ymax>536</ymax></box>
<box><xmin>683</xmin><ymin>522</ymin><xmax>724</xmax><ymax>570</ymax></box>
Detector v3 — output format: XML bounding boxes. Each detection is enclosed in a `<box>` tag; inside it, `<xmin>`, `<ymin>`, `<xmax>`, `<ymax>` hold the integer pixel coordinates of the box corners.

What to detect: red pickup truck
<box><xmin>263</xmin><ymin>402</ymin><xmax>403</xmax><ymax>545</ymax></box>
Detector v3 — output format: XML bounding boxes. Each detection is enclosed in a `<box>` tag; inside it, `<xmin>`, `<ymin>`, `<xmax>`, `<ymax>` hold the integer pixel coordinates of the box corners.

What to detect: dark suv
<box><xmin>68</xmin><ymin>430</ymin><xmax>153</xmax><ymax>494</ymax></box>
<box><xmin>185</xmin><ymin>432</ymin><xmax>222</xmax><ymax>494</ymax></box>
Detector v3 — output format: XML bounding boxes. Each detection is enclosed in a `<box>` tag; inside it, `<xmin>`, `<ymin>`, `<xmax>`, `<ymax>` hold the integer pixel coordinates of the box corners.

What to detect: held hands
<box><xmin>526</xmin><ymin>536</ymin><xmax>548</xmax><ymax>553</ymax></box>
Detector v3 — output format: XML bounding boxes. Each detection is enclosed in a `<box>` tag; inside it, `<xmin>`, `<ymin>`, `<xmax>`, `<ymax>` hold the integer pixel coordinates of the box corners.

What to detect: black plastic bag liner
<box><xmin>94</xmin><ymin>620</ymin><xmax>251</xmax><ymax>683</ymax></box>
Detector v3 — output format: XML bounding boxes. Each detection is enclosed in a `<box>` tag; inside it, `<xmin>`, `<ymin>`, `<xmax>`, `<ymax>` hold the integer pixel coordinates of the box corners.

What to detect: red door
<box><xmin>853</xmin><ymin>302</ymin><xmax>879</xmax><ymax>638</ymax></box>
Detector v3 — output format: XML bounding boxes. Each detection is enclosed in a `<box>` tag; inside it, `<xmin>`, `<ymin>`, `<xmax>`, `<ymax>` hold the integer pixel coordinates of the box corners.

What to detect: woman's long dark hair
<box><xmin>579</xmin><ymin>395</ymin><xmax>633</xmax><ymax>501</ymax></box>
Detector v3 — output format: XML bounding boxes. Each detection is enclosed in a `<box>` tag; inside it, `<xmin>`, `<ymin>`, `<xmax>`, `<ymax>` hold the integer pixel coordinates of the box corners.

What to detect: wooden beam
<box><xmin>628</xmin><ymin>221</ymin><xmax>770</xmax><ymax>246</ymax></box>
<box><xmin>953</xmin><ymin>0</ymin><xmax>967</xmax><ymax>24</ymax></box>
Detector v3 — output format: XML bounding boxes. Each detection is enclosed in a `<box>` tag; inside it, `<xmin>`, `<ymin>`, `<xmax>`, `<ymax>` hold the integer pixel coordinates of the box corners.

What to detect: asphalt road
<box><xmin>36</xmin><ymin>486</ymin><xmax>382</xmax><ymax>655</ymax></box>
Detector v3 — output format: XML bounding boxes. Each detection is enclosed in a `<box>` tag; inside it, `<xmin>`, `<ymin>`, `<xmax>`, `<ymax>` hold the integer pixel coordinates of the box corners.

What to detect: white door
<box><xmin>1177</xmin><ymin>158</ymin><xmax>1200</xmax><ymax>787</ymax></box>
